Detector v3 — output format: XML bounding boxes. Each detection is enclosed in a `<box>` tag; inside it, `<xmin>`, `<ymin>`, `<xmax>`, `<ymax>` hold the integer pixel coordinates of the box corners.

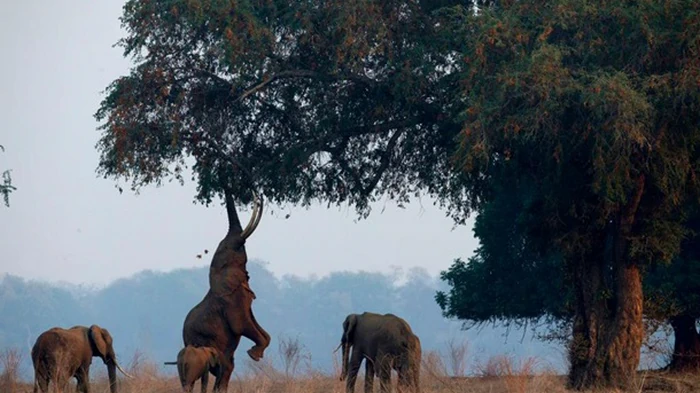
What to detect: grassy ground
<box><xmin>5</xmin><ymin>372</ymin><xmax>700</xmax><ymax>393</ymax></box>
<box><xmin>3</xmin><ymin>354</ymin><xmax>700</xmax><ymax>393</ymax></box>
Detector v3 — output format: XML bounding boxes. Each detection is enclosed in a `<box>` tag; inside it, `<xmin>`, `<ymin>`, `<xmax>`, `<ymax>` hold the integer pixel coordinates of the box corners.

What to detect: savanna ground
<box><xmin>2</xmin><ymin>343</ymin><xmax>699</xmax><ymax>393</ymax></box>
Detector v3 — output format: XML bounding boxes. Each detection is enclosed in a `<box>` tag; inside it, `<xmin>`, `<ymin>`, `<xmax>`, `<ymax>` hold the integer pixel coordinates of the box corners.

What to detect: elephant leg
<box><xmin>200</xmin><ymin>371</ymin><xmax>209</xmax><ymax>393</ymax></box>
<box><xmin>377</xmin><ymin>356</ymin><xmax>392</xmax><ymax>393</ymax></box>
<box><xmin>213</xmin><ymin>352</ymin><xmax>235</xmax><ymax>393</ymax></box>
<box><xmin>397</xmin><ymin>370</ymin><xmax>409</xmax><ymax>393</ymax></box>
<box><xmin>364</xmin><ymin>358</ymin><xmax>375</xmax><ymax>393</ymax></box>
<box><xmin>345</xmin><ymin>348</ymin><xmax>363</xmax><ymax>393</ymax></box>
<box><xmin>35</xmin><ymin>374</ymin><xmax>49</xmax><ymax>393</ymax></box>
<box><xmin>34</xmin><ymin>367</ymin><xmax>50</xmax><ymax>393</ymax></box>
<box><xmin>243</xmin><ymin>311</ymin><xmax>271</xmax><ymax>361</ymax></box>
<box><xmin>75</xmin><ymin>367</ymin><xmax>90</xmax><ymax>393</ymax></box>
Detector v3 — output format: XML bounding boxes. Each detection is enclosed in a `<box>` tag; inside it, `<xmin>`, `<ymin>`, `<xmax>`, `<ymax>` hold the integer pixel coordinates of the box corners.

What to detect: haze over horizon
<box><xmin>0</xmin><ymin>1</ymin><xmax>478</xmax><ymax>287</ymax></box>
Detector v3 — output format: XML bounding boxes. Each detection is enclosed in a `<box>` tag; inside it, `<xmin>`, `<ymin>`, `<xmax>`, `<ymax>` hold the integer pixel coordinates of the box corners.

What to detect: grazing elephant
<box><xmin>182</xmin><ymin>190</ymin><xmax>271</xmax><ymax>392</ymax></box>
<box><xmin>31</xmin><ymin>324</ymin><xmax>132</xmax><ymax>393</ymax></box>
<box><xmin>339</xmin><ymin>312</ymin><xmax>421</xmax><ymax>393</ymax></box>
<box><xmin>165</xmin><ymin>346</ymin><xmax>221</xmax><ymax>393</ymax></box>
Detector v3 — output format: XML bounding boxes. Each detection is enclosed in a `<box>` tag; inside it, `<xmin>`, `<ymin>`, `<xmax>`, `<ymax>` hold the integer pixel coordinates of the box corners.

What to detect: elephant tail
<box><xmin>163</xmin><ymin>361</ymin><xmax>178</xmax><ymax>365</ymax></box>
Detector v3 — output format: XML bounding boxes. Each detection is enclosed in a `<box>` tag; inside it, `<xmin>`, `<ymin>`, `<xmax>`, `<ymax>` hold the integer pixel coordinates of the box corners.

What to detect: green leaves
<box><xmin>97</xmin><ymin>0</ymin><xmax>472</xmax><ymax>214</ymax></box>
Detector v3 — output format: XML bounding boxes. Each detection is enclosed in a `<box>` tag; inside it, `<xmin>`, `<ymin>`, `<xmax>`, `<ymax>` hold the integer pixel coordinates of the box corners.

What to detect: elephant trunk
<box><xmin>107</xmin><ymin>361</ymin><xmax>117</xmax><ymax>393</ymax></box>
<box><xmin>341</xmin><ymin>342</ymin><xmax>350</xmax><ymax>381</ymax></box>
<box><xmin>410</xmin><ymin>338</ymin><xmax>422</xmax><ymax>392</ymax></box>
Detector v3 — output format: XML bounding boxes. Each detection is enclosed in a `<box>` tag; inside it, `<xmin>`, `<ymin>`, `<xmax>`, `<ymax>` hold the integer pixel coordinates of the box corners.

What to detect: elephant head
<box><xmin>397</xmin><ymin>334</ymin><xmax>422</xmax><ymax>392</ymax></box>
<box><xmin>340</xmin><ymin>314</ymin><xmax>358</xmax><ymax>380</ymax></box>
<box><xmin>203</xmin><ymin>347</ymin><xmax>221</xmax><ymax>375</ymax></box>
<box><xmin>88</xmin><ymin>325</ymin><xmax>132</xmax><ymax>393</ymax></box>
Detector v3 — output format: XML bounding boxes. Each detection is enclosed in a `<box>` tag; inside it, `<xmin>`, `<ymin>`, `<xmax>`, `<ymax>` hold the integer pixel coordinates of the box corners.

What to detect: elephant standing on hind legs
<box><xmin>182</xmin><ymin>189</ymin><xmax>271</xmax><ymax>392</ymax></box>
<box><xmin>339</xmin><ymin>312</ymin><xmax>421</xmax><ymax>393</ymax></box>
<box><xmin>31</xmin><ymin>324</ymin><xmax>132</xmax><ymax>393</ymax></box>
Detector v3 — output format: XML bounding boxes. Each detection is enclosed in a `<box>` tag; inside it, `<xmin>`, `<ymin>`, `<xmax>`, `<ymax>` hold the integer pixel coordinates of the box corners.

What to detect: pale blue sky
<box><xmin>0</xmin><ymin>1</ymin><xmax>477</xmax><ymax>286</ymax></box>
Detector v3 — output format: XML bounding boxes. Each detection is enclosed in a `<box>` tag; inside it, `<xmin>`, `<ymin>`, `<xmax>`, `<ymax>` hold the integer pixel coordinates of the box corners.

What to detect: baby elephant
<box><xmin>170</xmin><ymin>346</ymin><xmax>221</xmax><ymax>393</ymax></box>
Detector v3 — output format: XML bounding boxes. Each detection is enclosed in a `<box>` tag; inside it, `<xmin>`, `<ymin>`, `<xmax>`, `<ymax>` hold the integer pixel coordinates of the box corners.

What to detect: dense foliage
<box><xmin>439</xmin><ymin>1</ymin><xmax>700</xmax><ymax>388</ymax></box>
<box><xmin>95</xmin><ymin>0</ymin><xmax>475</xmax><ymax>214</ymax></box>
<box><xmin>436</xmin><ymin>181</ymin><xmax>571</xmax><ymax>325</ymax></box>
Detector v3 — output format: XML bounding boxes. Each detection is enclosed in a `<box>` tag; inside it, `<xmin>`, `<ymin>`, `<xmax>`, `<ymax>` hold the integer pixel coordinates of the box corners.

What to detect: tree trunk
<box><xmin>668</xmin><ymin>315</ymin><xmax>700</xmax><ymax>372</ymax></box>
<box><xmin>568</xmin><ymin>261</ymin><xmax>644</xmax><ymax>390</ymax></box>
<box><xmin>568</xmin><ymin>176</ymin><xmax>646</xmax><ymax>391</ymax></box>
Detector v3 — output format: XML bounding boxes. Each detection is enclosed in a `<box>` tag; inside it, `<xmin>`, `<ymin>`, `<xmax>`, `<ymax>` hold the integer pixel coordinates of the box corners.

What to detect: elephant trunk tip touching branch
<box><xmin>182</xmin><ymin>189</ymin><xmax>271</xmax><ymax>392</ymax></box>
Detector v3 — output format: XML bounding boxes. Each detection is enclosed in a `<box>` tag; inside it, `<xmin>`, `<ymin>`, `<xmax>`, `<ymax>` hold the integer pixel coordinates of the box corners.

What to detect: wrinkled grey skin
<box><xmin>31</xmin><ymin>325</ymin><xmax>130</xmax><ymax>393</ymax></box>
<box><xmin>172</xmin><ymin>346</ymin><xmax>221</xmax><ymax>393</ymax></box>
<box><xmin>182</xmin><ymin>191</ymin><xmax>270</xmax><ymax>392</ymax></box>
<box><xmin>339</xmin><ymin>312</ymin><xmax>421</xmax><ymax>393</ymax></box>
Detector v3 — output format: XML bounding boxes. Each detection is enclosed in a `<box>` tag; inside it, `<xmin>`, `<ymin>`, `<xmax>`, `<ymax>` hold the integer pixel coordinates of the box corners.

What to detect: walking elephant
<box><xmin>31</xmin><ymin>324</ymin><xmax>132</xmax><ymax>393</ymax></box>
<box><xmin>339</xmin><ymin>312</ymin><xmax>421</xmax><ymax>393</ymax></box>
<box><xmin>165</xmin><ymin>346</ymin><xmax>221</xmax><ymax>393</ymax></box>
<box><xmin>182</xmin><ymin>189</ymin><xmax>271</xmax><ymax>392</ymax></box>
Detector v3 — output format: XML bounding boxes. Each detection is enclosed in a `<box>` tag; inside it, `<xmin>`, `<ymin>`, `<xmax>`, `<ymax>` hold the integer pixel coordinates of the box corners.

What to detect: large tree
<box><xmin>437</xmin><ymin>194</ymin><xmax>700</xmax><ymax>373</ymax></box>
<box><xmin>95</xmin><ymin>0</ymin><xmax>469</xmax><ymax>212</ymax></box>
<box><xmin>444</xmin><ymin>1</ymin><xmax>700</xmax><ymax>389</ymax></box>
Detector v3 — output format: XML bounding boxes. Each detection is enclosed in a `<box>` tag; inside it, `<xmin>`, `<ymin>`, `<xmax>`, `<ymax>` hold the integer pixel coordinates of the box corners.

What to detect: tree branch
<box><xmin>192</xmin><ymin>68</ymin><xmax>375</xmax><ymax>104</ymax></box>
<box><xmin>361</xmin><ymin>129</ymin><xmax>404</xmax><ymax>196</ymax></box>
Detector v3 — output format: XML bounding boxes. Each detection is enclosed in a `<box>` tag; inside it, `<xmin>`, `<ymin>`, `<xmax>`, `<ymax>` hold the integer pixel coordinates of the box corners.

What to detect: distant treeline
<box><xmin>0</xmin><ymin>261</ymin><xmax>562</xmax><ymax>378</ymax></box>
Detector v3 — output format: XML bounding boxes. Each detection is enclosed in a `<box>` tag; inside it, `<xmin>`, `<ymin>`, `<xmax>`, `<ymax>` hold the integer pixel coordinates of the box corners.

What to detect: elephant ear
<box><xmin>208</xmin><ymin>349</ymin><xmax>219</xmax><ymax>369</ymax></box>
<box><xmin>88</xmin><ymin>325</ymin><xmax>109</xmax><ymax>359</ymax></box>
<box><xmin>342</xmin><ymin>314</ymin><xmax>358</xmax><ymax>344</ymax></box>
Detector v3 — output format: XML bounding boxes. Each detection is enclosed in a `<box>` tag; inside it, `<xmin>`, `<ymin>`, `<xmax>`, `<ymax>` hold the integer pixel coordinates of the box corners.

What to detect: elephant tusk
<box><xmin>333</xmin><ymin>343</ymin><xmax>343</xmax><ymax>354</ymax></box>
<box><xmin>115</xmin><ymin>362</ymin><xmax>135</xmax><ymax>379</ymax></box>
<box><xmin>241</xmin><ymin>190</ymin><xmax>263</xmax><ymax>240</ymax></box>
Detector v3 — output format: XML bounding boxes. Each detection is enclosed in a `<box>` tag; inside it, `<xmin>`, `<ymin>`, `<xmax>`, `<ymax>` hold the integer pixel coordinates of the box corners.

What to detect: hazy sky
<box><xmin>0</xmin><ymin>1</ymin><xmax>478</xmax><ymax>286</ymax></box>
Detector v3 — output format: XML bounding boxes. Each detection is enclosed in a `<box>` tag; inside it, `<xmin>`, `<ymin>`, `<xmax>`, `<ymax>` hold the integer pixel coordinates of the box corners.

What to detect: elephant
<box><xmin>31</xmin><ymin>324</ymin><xmax>132</xmax><ymax>393</ymax></box>
<box><xmin>338</xmin><ymin>312</ymin><xmax>421</xmax><ymax>393</ymax></box>
<box><xmin>182</xmin><ymin>189</ymin><xmax>271</xmax><ymax>392</ymax></box>
<box><xmin>165</xmin><ymin>346</ymin><xmax>221</xmax><ymax>393</ymax></box>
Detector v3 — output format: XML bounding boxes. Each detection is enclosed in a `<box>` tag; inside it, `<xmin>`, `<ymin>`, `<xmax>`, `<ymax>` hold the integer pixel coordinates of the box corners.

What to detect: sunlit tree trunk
<box><xmin>569</xmin><ymin>176</ymin><xmax>645</xmax><ymax>390</ymax></box>
<box><xmin>568</xmin><ymin>258</ymin><xmax>644</xmax><ymax>390</ymax></box>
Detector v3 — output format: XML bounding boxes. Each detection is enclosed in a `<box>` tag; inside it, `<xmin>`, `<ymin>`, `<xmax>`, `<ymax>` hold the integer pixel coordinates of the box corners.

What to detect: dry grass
<box><xmin>4</xmin><ymin>347</ymin><xmax>700</xmax><ymax>393</ymax></box>
<box><xmin>0</xmin><ymin>348</ymin><xmax>23</xmax><ymax>393</ymax></box>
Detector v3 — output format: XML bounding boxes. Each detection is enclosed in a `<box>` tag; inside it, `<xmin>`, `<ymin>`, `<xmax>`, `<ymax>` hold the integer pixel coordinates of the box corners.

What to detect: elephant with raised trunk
<box><xmin>339</xmin><ymin>312</ymin><xmax>421</xmax><ymax>393</ymax></box>
<box><xmin>31</xmin><ymin>324</ymin><xmax>132</xmax><ymax>393</ymax></box>
<box><xmin>182</xmin><ymin>190</ymin><xmax>271</xmax><ymax>392</ymax></box>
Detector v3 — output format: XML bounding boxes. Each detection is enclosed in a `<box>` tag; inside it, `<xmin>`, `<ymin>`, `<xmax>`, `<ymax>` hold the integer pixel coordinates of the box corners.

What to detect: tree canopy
<box><xmin>95</xmin><ymin>0</ymin><xmax>474</xmax><ymax>214</ymax></box>
<box><xmin>439</xmin><ymin>1</ymin><xmax>700</xmax><ymax>389</ymax></box>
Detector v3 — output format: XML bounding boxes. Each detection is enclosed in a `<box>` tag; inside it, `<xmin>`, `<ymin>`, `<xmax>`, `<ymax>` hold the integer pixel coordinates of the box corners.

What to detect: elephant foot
<box><xmin>247</xmin><ymin>347</ymin><xmax>264</xmax><ymax>361</ymax></box>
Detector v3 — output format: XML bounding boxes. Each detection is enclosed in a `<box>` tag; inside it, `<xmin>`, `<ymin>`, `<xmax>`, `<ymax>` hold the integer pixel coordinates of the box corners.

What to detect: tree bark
<box><xmin>668</xmin><ymin>315</ymin><xmax>700</xmax><ymax>372</ymax></box>
<box><xmin>568</xmin><ymin>259</ymin><xmax>644</xmax><ymax>390</ymax></box>
<box><xmin>568</xmin><ymin>175</ymin><xmax>646</xmax><ymax>391</ymax></box>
